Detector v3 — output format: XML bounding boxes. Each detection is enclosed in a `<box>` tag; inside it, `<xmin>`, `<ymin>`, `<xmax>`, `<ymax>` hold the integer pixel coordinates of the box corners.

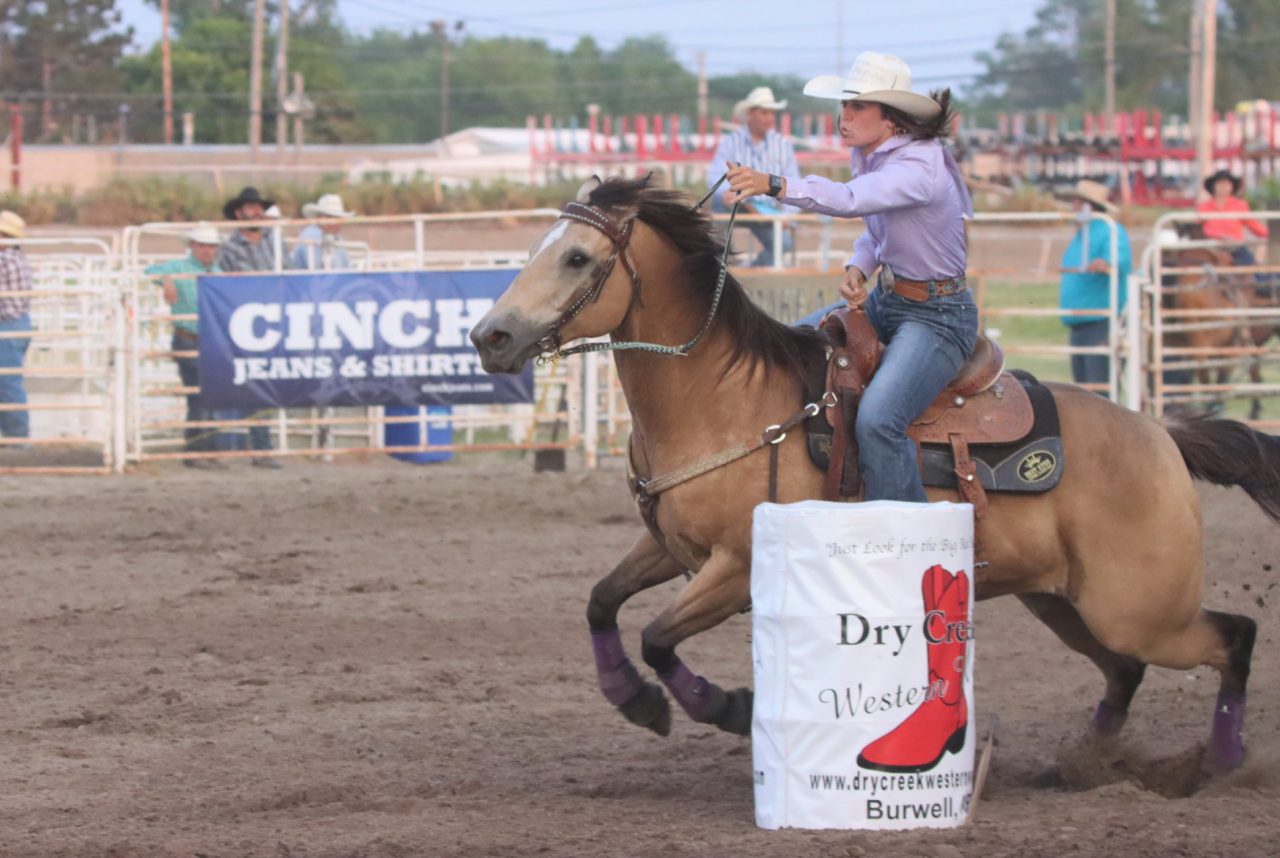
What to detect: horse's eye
<box><xmin>567</xmin><ymin>252</ymin><xmax>589</xmax><ymax>269</ymax></box>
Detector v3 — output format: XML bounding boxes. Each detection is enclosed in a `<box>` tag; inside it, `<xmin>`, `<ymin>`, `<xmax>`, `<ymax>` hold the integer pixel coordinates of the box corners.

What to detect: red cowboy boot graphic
<box><xmin>857</xmin><ymin>565</ymin><xmax>970</xmax><ymax>773</ymax></box>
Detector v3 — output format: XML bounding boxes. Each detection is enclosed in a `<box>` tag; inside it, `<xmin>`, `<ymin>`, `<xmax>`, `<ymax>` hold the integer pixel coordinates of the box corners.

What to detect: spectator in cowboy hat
<box><xmin>215</xmin><ymin>185</ymin><xmax>283</xmax><ymax>468</ymax></box>
<box><xmin>706</xmin><ymin>86</ymin><xmax>799</xmax><ymax>267</ymax></box>
<box><xmin>291</xmin><ymin>193</ymin><xmax>356</xmax><ymax>271</ymax></box>
<box><xmin>0</xmin><ymin>210</ymin><xmax>34</xmax><ymax>441</ymax></box>
<box><xmin>144</xmin><ymin>223</ymin><xmax>230</xmax><ymax>469</ymax></box>
<box><xmin>726</xmin><ymin>52</ymin><xmax>976</xmax><ymax>510</ymax></box>
<box><xmin>1197</xmin><ymin>168</ymin><xmax>1268</xmax><ymax>268</ymax></box>
<box><xmin>1057</xmin><ymin>179</ymin><xmax>1132</xmax><ymax>391</ymax></box>
<box><xmin>216</xmin><ymin>186</ymin><xmax>278</xmax><ymax>275</ymax></box>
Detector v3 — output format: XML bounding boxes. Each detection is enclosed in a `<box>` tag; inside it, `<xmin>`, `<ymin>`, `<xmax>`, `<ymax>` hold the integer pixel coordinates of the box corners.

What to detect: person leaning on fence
<box><xmin>215</xmin><ymin>186</ymin><xmax>283</xmax><ymax>469</ymax></box>
<box><xmin>1197</xmin><ymin>168</ymin><xmax>1269</xmax><ymax>269</ymax></box>
<box><xmin>291</xmin><ymin>194</ymin><xmax>355</xmax><ymax>271</ymax></box>
<box><xmin>0</xmin><ymin>210</ymin><xmax>34</xmax><ymax>443</ymax></box>
<box><xmin>726</xmin><ymin>52</ymin><xmax>977</xmax><ymax>504</ymax></box>
<box><xmin>707</xmin><ymin>86</ymin><xmax>800</xmax><ymax>267</ymax></box>
<box><xmin>145</xmin><ymin>223</ymin><xmax>228</xmax><ymax>470</ymax></box>
<box><xmin>1057</xmin><ymin>180</ymin><xmax>1132</xmax><ymax>391</ymax></box>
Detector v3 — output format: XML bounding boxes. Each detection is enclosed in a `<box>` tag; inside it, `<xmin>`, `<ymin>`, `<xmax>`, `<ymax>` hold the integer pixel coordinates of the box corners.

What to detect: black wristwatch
<box><xmin>767</xmin><ymin>174</ymin><xmax>784</xmax><ymax>198</ymax></box>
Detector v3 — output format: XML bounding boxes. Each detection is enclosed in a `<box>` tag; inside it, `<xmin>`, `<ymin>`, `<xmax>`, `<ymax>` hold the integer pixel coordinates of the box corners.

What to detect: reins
<box><xmin>540</xmin><ymin>174</ymin><xmax>812</xmax><ymax>511</ymax></box>
<box><xmin>535</xmin><ymin>175</ymin><xmax>741</xmax><ymax>364</ymax></box>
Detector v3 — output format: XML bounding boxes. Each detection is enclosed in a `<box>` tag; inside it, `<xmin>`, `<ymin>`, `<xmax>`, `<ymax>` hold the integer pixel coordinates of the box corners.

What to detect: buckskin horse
<box><xmin>471</xmin><ymin>176</ymin><xmax>1278</xmax><ymax>777</ymax></box>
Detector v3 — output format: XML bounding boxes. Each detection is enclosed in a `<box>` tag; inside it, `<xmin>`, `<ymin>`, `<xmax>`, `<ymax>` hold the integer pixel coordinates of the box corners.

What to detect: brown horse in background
<box><xmin>472</xmin><ymin>176</ymin><xmax>1278</xmax><ymax>780</ymax></box>
<box><xmin>1168</xmin><ymin>232</ymin><xmax>1280</xmax><ymax>419</ymax></box>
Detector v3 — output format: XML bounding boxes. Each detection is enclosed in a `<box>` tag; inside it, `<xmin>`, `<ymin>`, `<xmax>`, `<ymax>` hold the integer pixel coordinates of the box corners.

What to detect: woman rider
<box><xmin>725</xmin><ymin>52</ymin><xmax>976</xmax><ymax>504</ymax></box>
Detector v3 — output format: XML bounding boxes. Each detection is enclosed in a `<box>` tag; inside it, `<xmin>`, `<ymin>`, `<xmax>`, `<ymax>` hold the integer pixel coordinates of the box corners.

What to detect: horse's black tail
<box><xmin>1165</xmin><ymin>414</ymin><xmax>1280</xmax><ymax>524</ymax></box>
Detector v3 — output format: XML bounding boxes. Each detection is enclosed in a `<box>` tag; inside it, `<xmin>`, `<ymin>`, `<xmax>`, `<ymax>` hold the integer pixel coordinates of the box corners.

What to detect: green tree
<box><xmin>971</xmin><ymin>0</ymin><xmax>1280</xmax><ymax>122</ymax></box>
<box><xmin>1</xmin><ymin>0</ymin><xmax>133</xmax><ymax>141</ymax></box>
<box><xmin>122</xmin><ymin>0</ymin><xmax>367</xmax><ymax>144</ymax></box>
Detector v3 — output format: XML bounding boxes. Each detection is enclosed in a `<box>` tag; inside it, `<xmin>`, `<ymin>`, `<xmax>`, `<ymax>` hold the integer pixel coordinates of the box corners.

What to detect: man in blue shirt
<box><xmin>707</xmin><ymin>87</ymin><xmax>800</xmax><ymax>267</ymax></box>
<box><xmin>291</xmin><ymin>194</ymin><xmax>355</xmax><ymax>271</ymax></box>
<box><xmin>1058</xmin><ymin>180</ymin><xmax>1131</xmax><ymax>392</ymax></box>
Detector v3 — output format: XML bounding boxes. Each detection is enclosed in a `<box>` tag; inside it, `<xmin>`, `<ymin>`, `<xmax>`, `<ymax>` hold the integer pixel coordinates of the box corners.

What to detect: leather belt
<box><xmin>880</xmin><ymin>267</ymin><xmax>968</xmax><ymax>303</ymax></box>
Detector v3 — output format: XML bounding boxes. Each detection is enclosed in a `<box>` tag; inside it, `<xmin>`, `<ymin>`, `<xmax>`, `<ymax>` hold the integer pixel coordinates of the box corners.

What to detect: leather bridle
<box><xmin>533</xmin><ymin>187</ymin><xmax>740</xmax><ymax>363</ymax></box>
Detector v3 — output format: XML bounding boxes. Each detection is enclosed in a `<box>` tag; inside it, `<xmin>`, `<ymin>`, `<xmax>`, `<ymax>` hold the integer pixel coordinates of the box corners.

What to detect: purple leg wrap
<box><xmin>1205</xmin><ymin>693</ymin><xmax>1247</xmax><ymax>773</ymax></box>
<box><xmin>658</xmin><ymin>660</ymin><xmax>720</xmax><ymax>722</ymax></box>
<box><xmin>1091</xmin><ymin>700</ymin><xmax>1127</xmax><ymax>735</ymax></box>
<box><xmin>591</xmin><ymin>629</ymin><xmax>645</xmax><ymax>707</ymax></box>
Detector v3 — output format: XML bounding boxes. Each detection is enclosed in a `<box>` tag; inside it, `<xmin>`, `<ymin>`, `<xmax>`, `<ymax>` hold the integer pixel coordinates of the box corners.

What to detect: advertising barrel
<box><xmin>751</xmin><ymin>500</ymin><xmax>976</xmax><ymax>830</ymax></box>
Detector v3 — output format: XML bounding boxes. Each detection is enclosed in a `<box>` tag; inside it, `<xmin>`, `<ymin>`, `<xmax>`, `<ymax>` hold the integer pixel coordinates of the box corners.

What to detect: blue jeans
<box><xmin>798</xmin><ymin>288</ymin><xmax>978</xmax><ymax>502</ymax></box>
<box><xmin>711</xmin><ymin>195</ymin><xmax>792</xmax><ymax>268</ymax></box>
<box><xmin>0</xmin><ymin>313</ymin><xmax>32</xmax><ymax>438</ymax></box>
<box><xmin>221</xmin><ymin>411</ymin><xmax>273</xmax><ymax>451</ymax></box>
<box><xmin>1067</xmin><ymin>319</ymin><xmax>1110</xmax><ymax>389</ymax></box>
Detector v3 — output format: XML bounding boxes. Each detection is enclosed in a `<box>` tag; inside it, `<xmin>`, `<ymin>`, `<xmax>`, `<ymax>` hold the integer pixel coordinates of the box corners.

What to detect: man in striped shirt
<box><xmin>706</xmin><ymin>87</ymin><xmax>800</xmax><ymax>267</ymax></box>
<box><xmin>0</xmin><ymin>211</ymin><xmax>33</xmax><ymax>440</ymax></box>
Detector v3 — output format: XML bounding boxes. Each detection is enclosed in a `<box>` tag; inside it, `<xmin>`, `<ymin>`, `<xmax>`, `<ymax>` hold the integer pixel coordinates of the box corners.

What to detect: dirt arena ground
<box><xmin>2</xmin><ymin>458</ymin><xmax>1279</xmax><ymax>858</ymax></box>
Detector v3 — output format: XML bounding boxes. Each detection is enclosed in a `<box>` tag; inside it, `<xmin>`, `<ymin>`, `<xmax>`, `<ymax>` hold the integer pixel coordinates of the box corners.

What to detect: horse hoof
<box><xmin>619</xmin><ymin>682</ymin><xmax>672</xmax><ymax>737</ymax></box>
<box><xmin>714</xmin><ymin>687</ymin><xmax>753</xmax><ymax>736</ymax></box>
<box><xmin>1200</xmin><ymin>747</ymin><xmax>1245</xmax><ymax>777</ymax></box>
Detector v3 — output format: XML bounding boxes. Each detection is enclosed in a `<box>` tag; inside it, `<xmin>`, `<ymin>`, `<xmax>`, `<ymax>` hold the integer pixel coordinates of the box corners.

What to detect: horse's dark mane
<box><xmin>586</xmin><ymin>175</ymin><xmax>826</xmax><ymax>382</ymax></box>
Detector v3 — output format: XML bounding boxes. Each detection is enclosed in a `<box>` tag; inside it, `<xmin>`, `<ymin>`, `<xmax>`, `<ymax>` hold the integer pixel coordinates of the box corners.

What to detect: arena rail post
<box><xmin>0</xmin><ymin>236</ymin><xmax>120</xmax><ymax>474</ymax></box>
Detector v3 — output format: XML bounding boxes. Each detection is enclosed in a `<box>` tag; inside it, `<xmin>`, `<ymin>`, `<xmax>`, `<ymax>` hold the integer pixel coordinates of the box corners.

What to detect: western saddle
<box><xmin>817</xmin><ymin>307</ymin><xmax>1033</xmax><ymax>516</ymax></box>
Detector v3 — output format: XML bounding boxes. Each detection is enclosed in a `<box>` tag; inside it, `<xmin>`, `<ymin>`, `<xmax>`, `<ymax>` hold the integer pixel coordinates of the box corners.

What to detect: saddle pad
<box><xmin>919</xmin><ymin>371</ymin><xmax>1063</xmax><ymax>493</ymax></box>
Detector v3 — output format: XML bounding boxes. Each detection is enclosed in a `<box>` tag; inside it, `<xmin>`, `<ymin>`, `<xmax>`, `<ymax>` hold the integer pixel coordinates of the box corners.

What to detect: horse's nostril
<box><xmin>484</xmin><ymin>329</ymin><xmax>511</xmax><ymax>350</ymax></box>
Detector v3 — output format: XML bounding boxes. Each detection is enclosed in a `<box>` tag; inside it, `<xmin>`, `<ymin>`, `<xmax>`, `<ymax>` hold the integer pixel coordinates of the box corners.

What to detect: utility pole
<box><xmin>1104</xmin><ymin>0</ymin><xmax>1116</xmax><ymax>128</ymax></box>
<box><xmin>1188</xmin><ymin>6</ymin><xmax>1202</xmax><ymax>152</ymax></box>
<box><xmin>430</xmin><ymin>20</ymin><xmax>452</xmax><ymax>143</ymax></box>
<box><xmin>276</xmin><ymin>0</ymin><xmax>289</xmax><ymax>152</ymax></box>
<box><xmin>249</xmin><ymin>0</ymin><xmax>266</xmax><ymax>159</ymax></box>
<box><xmin>696</xmin><ymin>51</ymin><xmax>707</xmax><ymax>124</ymax></box>
<box><xmin>161</xmin><ymin>0</ymin><xmax>173</xmax><ymax>144</ymax></box>
<box><xmin>292</xmin><ymin>72</ymin><xmax>306</xmax><ymax>154</ymax></box>
<box><xmin>1195</xmin><ymin>0</ymin><xmax>1218</xmax><ymax>196</ymax></box>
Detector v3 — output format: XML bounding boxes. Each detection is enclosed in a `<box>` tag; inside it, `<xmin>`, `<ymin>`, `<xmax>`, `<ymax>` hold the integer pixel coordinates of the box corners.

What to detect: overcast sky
<box><xmin>117</xmin><ymin>0</ymin><xmax>1043</xmax><ymax>89</ymax></box>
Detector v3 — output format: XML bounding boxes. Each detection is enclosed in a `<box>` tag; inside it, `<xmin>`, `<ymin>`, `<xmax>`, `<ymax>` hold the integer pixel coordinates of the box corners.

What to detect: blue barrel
<box><xmin>384</xmin><ymin>405</ymin><xmax>453</xmax><ymax>463</ymax></box>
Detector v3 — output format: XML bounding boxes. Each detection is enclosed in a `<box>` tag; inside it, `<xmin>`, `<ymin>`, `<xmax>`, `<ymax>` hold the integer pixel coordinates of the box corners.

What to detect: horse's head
<box><xmin>471</xmin><ymin>177</ymin><xmax>641</xmax><ymax>373</ymax></box>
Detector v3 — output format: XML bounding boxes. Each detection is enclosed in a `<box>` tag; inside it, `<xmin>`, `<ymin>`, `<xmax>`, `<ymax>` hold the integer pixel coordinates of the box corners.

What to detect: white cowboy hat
<box><xmin>733</xmin><ymin>86</ymin><xmax>787</xmax><ymax>119</ymax></box>
<box><xmin>803</xmin><ymin>52</ymin><xmax>941</xmax><ymax>120</ymax></box>
<box><xmin>263</xmin><ymin>205</ymin><xmax>283</xmax><ymax>219</ymax></box>
<box><xmin>0</xmin><ymin>210</ymin><xmax>26</xmax><ymax>239</ymax></box>
<box><xmin>185</xmin><ymin>222</ymin><xmax>222</xmax><ymax>245</ymax></box>
<box><xmin>1062</xmin><ymin>179</ymin><xmax>1118</xmax><ymax>215</ymax></box>
<box><xmin>302</xmin><ymin>193</ymin><xmax>355</xmax><ymax>219</ymax></box>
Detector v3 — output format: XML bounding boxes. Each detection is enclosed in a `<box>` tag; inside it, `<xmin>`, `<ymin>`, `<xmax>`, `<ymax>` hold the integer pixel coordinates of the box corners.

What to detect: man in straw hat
<box><xmin>215</xmin><ymin>186</ymin><xmax>283</xmax><ymax>468</ymax></box>
<box><xmin>726</xmin><ymin>53</ymin><xmax>976</xmax><ymax>511</ymax></box>
<box><xmin>145</xmin><ymin>223</ymin><xmax>229</xmax><ymax>469</ymax></box>
<box><xmin>706</xmin><ymin>86</ymin><xmax>799</xmax><ymax>267</ymax></box>
<box><xmin>291</xmin><ymin>193</ymin><xmax>356</xmax><ymax>271</ymax></box>
<box><xmin>1197</xmin><ymin>168</ymin><xmax>1268</xmax><ymax>269</ymax></box>
<box><xmin>0</xmin><ymin>211</ymin><xmax>33</xmax><ymax>441</ymax></box>
<box><xmin>1057</xmin><ymin>180</ymin><xmax>1131</xmax><ymax>390</ymax></box>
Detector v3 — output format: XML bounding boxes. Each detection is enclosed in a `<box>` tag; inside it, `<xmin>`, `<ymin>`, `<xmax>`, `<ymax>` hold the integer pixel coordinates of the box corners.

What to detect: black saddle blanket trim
<box><xmin>805</xmin><ymin>369</ymin><xmax>1064</xmax><ymax>494</ymax></box>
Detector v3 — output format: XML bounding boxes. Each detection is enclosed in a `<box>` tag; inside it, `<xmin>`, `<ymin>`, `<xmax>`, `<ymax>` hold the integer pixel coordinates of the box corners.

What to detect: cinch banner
<box><xmin>196</xmin><ymin>269</ymin><xmax>532</xmax><ymax>409</ymax></box>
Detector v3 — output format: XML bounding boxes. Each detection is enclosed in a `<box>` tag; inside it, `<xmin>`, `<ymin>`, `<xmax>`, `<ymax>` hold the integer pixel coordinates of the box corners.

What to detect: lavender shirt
<box><xmin>780</xmin><ymin>135</ymin><xmax>973</xmax><ymax>281</ymax></box>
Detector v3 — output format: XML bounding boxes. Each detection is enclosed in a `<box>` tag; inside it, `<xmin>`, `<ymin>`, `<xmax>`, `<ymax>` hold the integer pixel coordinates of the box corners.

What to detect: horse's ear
<box><xmin>575</xmin><ymin>176</ymin><xmax>602</xmax><ymax>203</ymax></box>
